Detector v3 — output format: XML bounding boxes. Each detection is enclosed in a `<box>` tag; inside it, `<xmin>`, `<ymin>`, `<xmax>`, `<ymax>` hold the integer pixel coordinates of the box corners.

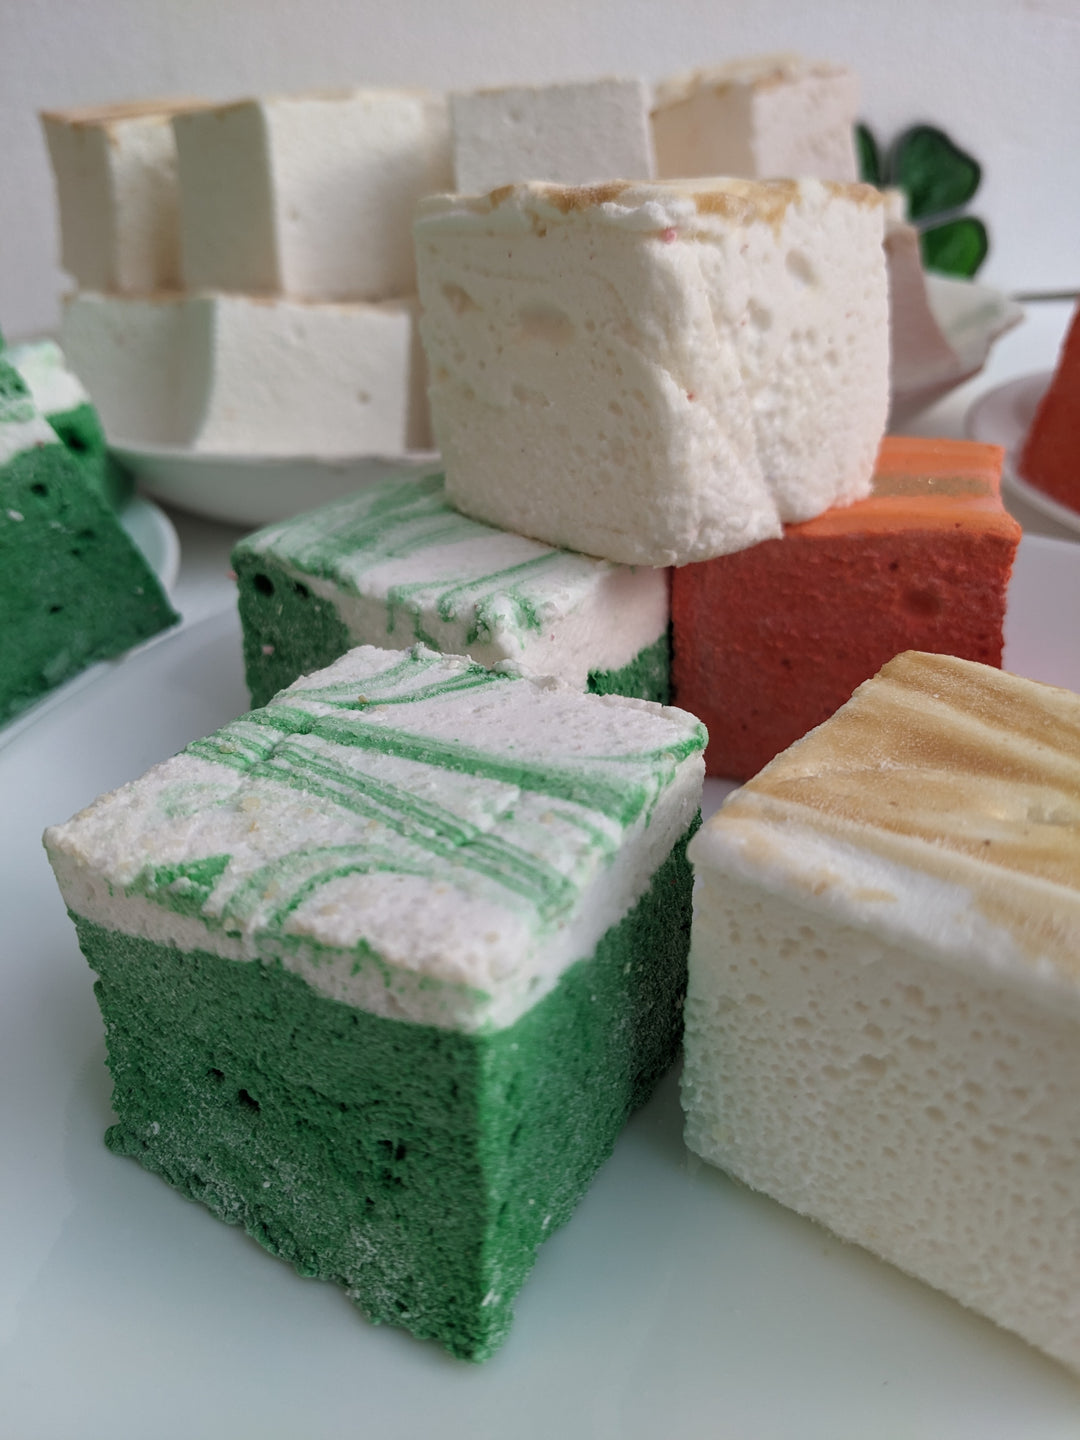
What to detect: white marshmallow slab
<box><xmin>61</xmin><ymin>292</ymin><xmax>186</xmax><ymax>444</ymax></box>
<box><xmin>450</xmin><ymin>77</ymin><xmax>655</xmax><ymax>193</ymax></box>
<box><xmin>652</xmin><ymin>54</ymin><xmax>859</xmax><ymax>184</ymax></box>
<box><xmin>41</xmin><ymin>99</ymin><xmax>208</xmax><ymax>293</ymax></box>
<box><xmin>62</xmin><ymin>291</ymin><xmax>430</xmax><ymax>453</ymax></box>
<box><xmin>174</xmin><ymin>90</ymin><xmax>453</xmax><ymax>302</ymax></box>
<box><xmin>684</xmin><ymin>651</ymin><xmax>1080</xmax><ymax>1373</ymax></box>
<box><xmin>414</xmin><ymin>178</ymin><xmax>887</xmax><ymax>567</ymax></box>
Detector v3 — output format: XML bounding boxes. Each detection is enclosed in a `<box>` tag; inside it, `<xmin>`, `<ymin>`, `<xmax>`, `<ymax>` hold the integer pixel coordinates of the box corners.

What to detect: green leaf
<box><xmin>920</xmin><ymin>217</ymin><xmax>989</xmax><ymax>278</ymax></box>
<box><xmin>855</xmin><ymin>123</ymin><xmax>882</xmax><ymax>186</ymax></box>
<box><xmin>892</xmin><ymin>125</ymin><xmax>981</xmax><ymax>220</ymax></box>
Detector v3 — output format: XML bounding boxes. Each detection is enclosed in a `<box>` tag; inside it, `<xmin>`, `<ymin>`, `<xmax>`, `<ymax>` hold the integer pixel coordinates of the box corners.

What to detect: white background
<box><xmin>1</xmin><ymin>0</ymin><xmax>1078</xmax><ymax>340</ymax></box>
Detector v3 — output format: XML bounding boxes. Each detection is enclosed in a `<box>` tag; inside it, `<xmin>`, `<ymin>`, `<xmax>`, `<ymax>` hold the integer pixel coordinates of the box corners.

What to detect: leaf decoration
<box><xmin>891</xmin><ymin>125</ymin><xmax>981</xmax><ymax>220</ymax></box>
<box><xmin>920</xmin><ymin>217</ymin><xmax>990</xmax><ymax>279</ymax></box>
<box><xmin>856</xmin><ymin>123</ymin><xmax>881</xmax><ymax>186</ymax></box>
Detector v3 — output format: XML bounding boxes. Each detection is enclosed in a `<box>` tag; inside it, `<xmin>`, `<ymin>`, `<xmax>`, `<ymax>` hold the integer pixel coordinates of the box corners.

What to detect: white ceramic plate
<box><xmin>2</xmin><ymin>535</ymin><xmax>1079</xmax><ymax>1437</ymax></box>
<box><xmin>966</xmin><ymin>371</ymin><xmax>1080</xmax><ymax>535</ymax></box>
<box><xmin>111</xmin><ymin>444</ymin><xmax>440</xmax><ymax>528</ymax></box>
<box><xmin>890</xmin><ymin>274</ymin><xmax>1024</xmax><ymax>425</ymax></box>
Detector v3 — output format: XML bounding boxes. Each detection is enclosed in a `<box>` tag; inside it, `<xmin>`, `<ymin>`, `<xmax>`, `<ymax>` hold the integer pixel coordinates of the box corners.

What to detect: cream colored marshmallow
<box><xmin>62</xmin><ymin>291</ymin><xmax>430</xmax><ymax>453</ymax></box>
<box><xmin>450</xmin><ymin>78</ymin><xmax>655</xmax><ymax>193</ymax></box>
<box><xmin>885</xmin><ymin>217</ymin><xmax>962</xmax><ymax>396</ymax></box>
<box><xmin>41</xmin><ymin>99</ymin><xmax>208</xmax><ymax>293</ymax></box>
<box><xmin>414</xmin><ymin>178</ymin><xmax>887</xmax><ymax>567</ymax></box>
<box><xmin>684</xmin><ymin>651</ymin><xmax>1080</xmax><ymax>1374</ymax></box>
<box><xmin>174</xmin><ymin>90</ymin><xmax>453</xmax><ymax>301</ymax></box>
<box><xmin>651</xmin><ymin>54</ymin><xmax>859</xmax><ymax>183</ymax></box>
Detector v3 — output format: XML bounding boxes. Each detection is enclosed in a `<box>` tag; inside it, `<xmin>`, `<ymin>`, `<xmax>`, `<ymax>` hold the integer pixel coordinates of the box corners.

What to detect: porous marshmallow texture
<box><xmin>174</xmin><ymin>91</ymin><xmax>453</xmax><ymax>302</ymax></box>
<box><xmin>62</xmin><ymin>291</ymin><xmax>430</xmax><ymax>453</ymax></box>
<box><xmin>41</xmin><ymin>100</ymin><xmax>208</xmax><ymax>293</ymax></box>
<box><xmin>684</xmin><ymin>651</ymin><xmax>1080</xmax><ymax>1373</ymax></box>
<box><xmin>651</xmin><ymin>54</ymin><xmax>860</xmax><ymax>183</ymax></box>
<box><xmin>450</xmin><ymin>78</ymin><xmax>655</xmax><ymax>194</ymax></box>
<box><xmin>415</xmin><ymin>179</ymin><xmax>887</xmax><ymax>567</ymax></box>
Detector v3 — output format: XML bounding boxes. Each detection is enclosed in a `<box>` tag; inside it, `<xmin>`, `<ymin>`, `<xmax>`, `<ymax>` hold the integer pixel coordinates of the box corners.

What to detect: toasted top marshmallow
<box><xmin>691</xmin><ymin>651</ymin><xmax>1080</xmax><ymax>1004</ymax></box>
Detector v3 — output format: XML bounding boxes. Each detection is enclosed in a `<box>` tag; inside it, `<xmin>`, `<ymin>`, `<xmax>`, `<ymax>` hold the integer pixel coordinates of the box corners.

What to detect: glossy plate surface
<box><xmin>2</xmin><ymin>535</ymin><xmax>1079</xmax><ymax>1437</ymax></box>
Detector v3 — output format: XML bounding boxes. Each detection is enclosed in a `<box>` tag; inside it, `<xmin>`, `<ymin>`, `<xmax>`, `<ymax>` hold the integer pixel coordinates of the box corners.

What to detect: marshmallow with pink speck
<box><xmin>414</xmin><ymin>179</ymin><xmax>887</xmax><ymax>568</ymax></box>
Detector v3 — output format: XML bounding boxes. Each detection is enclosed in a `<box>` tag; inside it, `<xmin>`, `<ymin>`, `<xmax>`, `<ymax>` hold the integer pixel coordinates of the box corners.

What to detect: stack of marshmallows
<box><xmin>415</xmin><ymin>61</ymin><xmax>889</xmax><ymax>569</ymax></box>
<box><xmin>43</xmin><ymin>93</ymin><xmax>448</xmax><ymax>455</ymax></box>
<box><xmin>43</xmin><ymin>59</ymin><xmax>945</xmax><ymax>461</ymax></box>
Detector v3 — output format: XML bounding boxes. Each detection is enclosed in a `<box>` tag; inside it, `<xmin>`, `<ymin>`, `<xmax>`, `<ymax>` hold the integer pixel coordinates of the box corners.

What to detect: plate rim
<box><xmin>110</xmin><ymin>441</ymin><xmax>442</xmax><ymax>470</ymax></box>
<box><xmin>965</xmin><ymin>370</ymin><xmax>1080</xmax><ymax>536</ymax></box>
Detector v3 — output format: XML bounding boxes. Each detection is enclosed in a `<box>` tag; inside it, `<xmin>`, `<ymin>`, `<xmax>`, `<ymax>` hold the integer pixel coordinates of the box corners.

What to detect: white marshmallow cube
<box><xmin>450</xmin><ymin>78</ymin><xmax>655</xmax><ymax>193</ymax></box>
<box><xmin>41</xmin><ymin>100</ymin><xmax>207</xmax><ymax>293</ymax></box>
<box><xmin>684</xmin><ymin>651</ymin><xmax>1080</xmax><ymax>1374</ymax></box>
<box><xmin>414</xmin><ymin>178</ymin><xmax>887</xmax><ymax>568</ymax></box>
<box><xmin>173</xmin><ymin>91</ymin><xmax>453</xmax><ymax>302</ymax></box>
<box><xmin>62</xmin><ymin>291</ymin><xmax>430</xmax><ymax>453</ymax></box>
<box><xmin>652</xmin><ymin>54</ymin><xmax>860</xmax><ymax>184</ymax></box>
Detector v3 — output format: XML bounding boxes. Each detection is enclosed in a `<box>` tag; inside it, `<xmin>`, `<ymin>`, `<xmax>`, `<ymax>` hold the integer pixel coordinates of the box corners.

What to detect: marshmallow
<box><xmin>234</xmin><ymin>469</ymin><xmax>671</xmax><ymax>707</ymax></box>
<box><xmin>46</xmin><ymin>643</ymin><xmax>705</xmax><ymax>1032</ymax></box>
<box><xmin>450</xmin><ymin>78</ymin><xmax>655</xmax><ymax>193</ymax></box>
<box><xmin>651</xmin><ymin>54</ymin><xmax>860</xmax><ymax>183</ymax></box>
<box><xmin>62</xmin><ymin>291</ymin><xmax>430</xmax><ymax>453</ymax></box>
<box><xmin>414</xmin><ymin>178</ymin><xmax>888</xmax><ymax>567</ymax></box>
<box><xmin>684</xmin><ymin>650</ymin><xmax>1080</xmax><ymax>1373</ymax></box>
<box><xmin>885</xmin><ymin>217</ymin><xmax>963</xmax><ymax>396</ymax></box>
<box><xmin>41</xmin><ymin>99</ymin><xmax>208</xmax><ymax>293</ymax></box>
<box><xmin>43</xmin><ymin>643</ymin><xmax>704</xmax><ymax>1360</ymax></box>
<box><xmin>173</xmin><ymin>91</ymin><xmax>453</xmax><ymax>301</ymax></box>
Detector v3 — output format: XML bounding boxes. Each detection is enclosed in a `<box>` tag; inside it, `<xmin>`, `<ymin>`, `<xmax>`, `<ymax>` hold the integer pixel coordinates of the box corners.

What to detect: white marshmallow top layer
<box><xmin>239</xmin><ymin>469</ymin><xmax>669</xmax><ymax>685</ymax></box>
<box><xmin>45</xmin><ymin>645</ymin><xmax>704</xmax><ymax>1033</ymax></box>
<box><xmin>690</xmin><ymin>651</ymin><xmax>1080</xmax><ymax>1016</ymax></box>
<box><xmin>7</xmin><ymin>339</ymin><xmax>90</xmax><ymax>418</ymax></box>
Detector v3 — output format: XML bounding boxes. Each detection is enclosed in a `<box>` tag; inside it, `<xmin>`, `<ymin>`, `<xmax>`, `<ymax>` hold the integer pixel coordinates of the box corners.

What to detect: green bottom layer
<box><xmin>587</xmin><ymin>628</ymin><xmax>671</xmax><ymax>705</ymax></box>
<box><xmin>75</xmin><ymin>822</ymin><xmax>697</xmax><ymax>1360</ymax></box>
<box><xmin>49</xmin><ymin>401</ymin><xmax>133</xmax><ymax>507</ymax></box>
<box><xmin>1</xmin><ymin>443</ymin><xmax>178</xmax><ymax>724</ymax></box>
<box><xmin>235</xmin><ymin>551</ymin><xmax>671</xmax><ymax>707</ymax></box>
